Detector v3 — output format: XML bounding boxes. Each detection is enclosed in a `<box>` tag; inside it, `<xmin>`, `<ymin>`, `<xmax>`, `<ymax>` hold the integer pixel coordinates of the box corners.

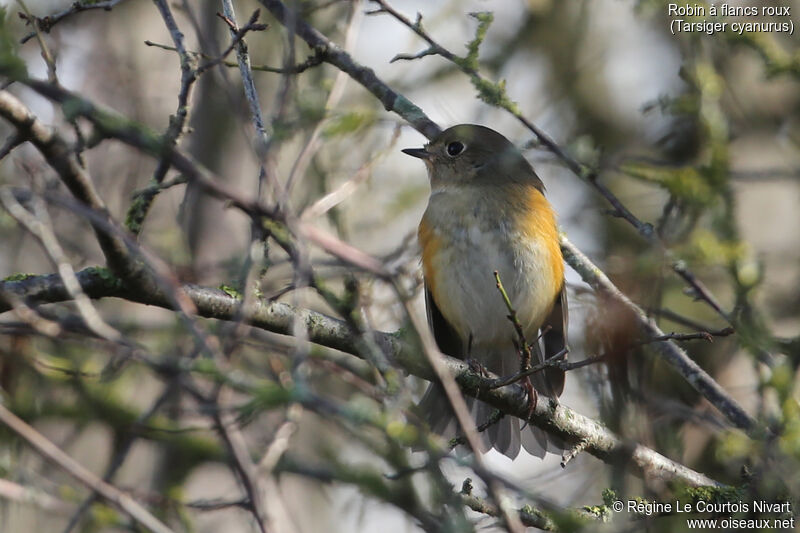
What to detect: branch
<box><xmin>0</xmin><ymin>478</ymin><xmax>71</xmax><ymax>514</ymax></box>
<box><xmin>18</xmin><ymin>0</ymin><xmax>128</xmax><ymax>44</ymax></box>
<box><xmin>673</xmin><ymin>261</ymin><xmax>732</xmax><ymax>323</ymax></box>
<box><xmin>0</xmin><ymin>91</ymin><xmax>151</xmax><ymax>291</ymax></box>
<box><xmin>394</xmin><ymin>283</ymin><xmax>526</xmax><ymax>532</ymax></box>
<box><xmin>0</xmin><ymin>189</ymin><xmax>122</xmax><ymax>343</ymax></box>
<box><xmin>643</xmin><ymin>328</ymin><xmax>735</xmax><ymax>344</ymax></box>
<box><xmin>0</xmin><ymin>403</ymin><xmax>174</xmax><ymax>533</ymax></box>
<box><xmin>560</xmin><ymin>235</ymin><xmax>756</xmax><ymax>433</ymax></box>
<box><xmin>365</xmin><ymin>1</ymin><xmax>745</xmax><ymax>340</ymax></box>
<box><xmin>12</xmin><ymin>65</ymin><xmax>755</xmax><ymax>440</ymax></box>
<box><xmin>257</xmin><ymin>0</ymin><xmax>442</xmax><ymax>140</ymax></box>
<box><xmin>493</xmin><ymin>270</ymin><xmax>533</xmax><ymax>374</ymax></box>
<box><xmin>0</xmin><ymin>269</ymin><xmax>721</xmax><ymax>488</ymax></box>
<box><xmin>215</xmin><ymin>5</ymin><xmax>269</xmax><ymax>142</ymax></box>
<box><xmin>143</xmin><ymin>40</ymin><xmax>325</xmax><ymax>74</ymax></box>
<box><xmin>1</xmin><ymin>25</ymin><xmax>742</xmax><ymax>490</ymax></box>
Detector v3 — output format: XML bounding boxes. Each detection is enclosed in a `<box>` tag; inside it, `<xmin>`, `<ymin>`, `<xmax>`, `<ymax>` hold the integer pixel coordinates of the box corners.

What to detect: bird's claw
<box><xmin>466</xmin><ymin>358</ymin><xmax>488</xmax><ymax>377</ymax></box>
<box><xmin>521</xmin><ymin>376</ymin><xmax>538</xmax><ymax>424</ymax></box>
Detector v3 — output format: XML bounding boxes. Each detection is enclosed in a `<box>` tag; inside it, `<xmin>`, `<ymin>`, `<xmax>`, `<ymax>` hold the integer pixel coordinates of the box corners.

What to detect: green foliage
<box><xmin>471</xmin><ymin>76</ymin><xmax>520</xmax><ymax>113</ymax></box>
<box><xmin>218</xmin><ymin>284</ymin><xmax>242</xmax><ymax>299</ymax></box>
<box><xmin>460</xmin><ymin>12</ymin><xmax>494</xmax><ymax>71</ymax></box>
<box><xmin>448</xmin><ymin>10</ymin><xmax>524</xmax><ymax>115</ymax></box>
<box><xmin>323</xmin><ymin>109</ymin><xmax>377</xmax><ymax>138</ymax></box>
<box><xmin>2</xmin><ymin>272</ymin><xmax>36</xmax><ymax>281</ymax></box>
<box><xmin>677</xmin><ymin>484</ymin><xmax>746</xmax><ymax>508</ymax></box>
<box><xmin>621</xmin><ymin>162</ymin><xmax>716</xmax><ymax>207</ymax></box>
<box><xmin>681</xmin><ymin>229</ymin><xmax>747</xmax><ymax>266</ymax></box>
<box><xmin>727</xmin><ymin>31</ymin><xmax>800</xmax><ymax>78</ymax></box>
<box><xmin>237</xmin><ymin>383</ymin><xmax>294</xmax><ymax>422</ymax></box>
<box><xmin>0</xmin><ymin>8</ymin><xmax>27</xmax><ymax>80</ymax></box>
<box><xmin>385</xmin><ymin>417</ymin><xmax>419</xmax><ymax>446</ymax></box>
<box><xmin>581</xmin><ymin>488</ymin><xmax>616</xmax><ymax>521</ymax></box>
<box><xmin>83</xmin><ymin>266</ymin><xmax>124</xmax><ymax>291</ymax></box>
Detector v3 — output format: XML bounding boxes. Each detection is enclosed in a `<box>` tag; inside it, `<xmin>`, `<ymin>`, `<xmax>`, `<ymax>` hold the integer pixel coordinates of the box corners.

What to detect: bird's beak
<box><xmin>402</xmin><ymin>147</ymin><xmax>430</xmax><ymax>159</ymax></box>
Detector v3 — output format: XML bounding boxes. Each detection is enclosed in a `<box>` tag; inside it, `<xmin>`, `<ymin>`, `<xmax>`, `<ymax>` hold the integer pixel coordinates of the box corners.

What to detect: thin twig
<box><xmin>216</xmin><ymin>2</ymin><xmax>268</xmax><ymax>145</ymax></box>
<box><xmin>0</xmin><ymin>404</ymin><xmax>175</xmax><ymax>533</ymax></box>
<box><xmin>0</xmin><ymin>189</ymin><xmax>122</xmax><ymax>342</ymax></box>
<box><xmin>0</xmin><ymin>268</ymin><xmax>723</xmax><ymax>487</ymax></box>
<box><xmin>127</xmin><ymin>0</ymin><xmax>201</xmax><ymax>237</ymax></box>
<box><xmin>0</xmin><ymin>91</ymin><xmax>144</xmax><ymax>289</ymax></box>
<box><xmin>0</xmin><ymin>478</ymin><xmax>72</xmax><ymax>514</ymax></box>
<box><xmin>258</xmin><ymin>0</ymin><xmax>442</xmax><ymax>139</ymax></box>
<box><xmin>285</xmin><ymin>2</ymin><xmax>363</xmax><ymax>194</ymax></box>
<box><xmin>300</xmin><ymin>126</ymin><xmax>400</xmax><ymax>220</ymax></box>
<box><xmin>488</xmin><ymin>349</ymin><xmax>569</xmax><ymax>390</ymax></box>
<box><xmin>367</xmin><ymin>0</ymin><xmax>739</xmax><ymax>338</ymax></box>
<box><xmin>144</xmin><ymin>40</ymin><xmax>325</xmax><ymax>73</ymax></box>
<box><xmin>0</xmin><ymin>286</ymin><xmax>62</xmax><ymax>337</ymax></box>
<box><xmin>448</xmin><ymin>409</ymin><xmax>504</xmax><ymax>450</ymax></box>
<box><xmin>673</xmin><ymin>261</ymin><xmax>733</xmax><ymax>323</ymax></box>
<box><xmin>560</xmin><ymin>235</ymin><xmax>756</xmax><ymax>432</ymax></box>
<box><xmin>17</xmin><ymin>0</ymin><xmax>58</xmax><ymax>82</ymax></box>
<box><xmin>394</xmin><ymin>285</ymin><xmax>526</xmax><ymax>533</ymax></box>
<box><xmin>18</xmin><ymin>0</ymin><xmax>127</xmax><ymax>44</ymax></box>
<box><xmin>494</xmin><ymin>270</ymin><xmax>533</xmax><ymax>374</ymax></box>
<box><xmin>461</xmin><ymin>492</ymin><xmax>561</xmax><ymax>531</ymax></box>
<box><xmin>0</xmin><ymin>132</ymin><xmax>24</xmax><ymax>160</ymax></box>
<box><xmin>214</xmin><ymin>391</ymin><xmax>272</xmax><ymax>533</ymax></box>
<box><xmin>643</xmin><ymin>328</ymin><xmax>735</xmax><ymax>344</ymax></box>
<box><xmin>561</xmin><ymin>439</ymin><xmax>589</xmax><ymax>468</ymax></box>
<box><xmin>196</xmin><ymin>11</ymin><xmax>268</xmax><ymax>75</ymax></box>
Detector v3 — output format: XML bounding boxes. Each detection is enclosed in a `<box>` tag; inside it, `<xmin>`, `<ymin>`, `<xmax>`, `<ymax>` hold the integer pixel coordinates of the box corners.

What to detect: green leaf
<box><xmin>0</xmin><ymin>7</ymin><xmax>28</xmax><ymax>80</ymax></box>
<box><xmin>323</xmin><ymin>109</ymin><xmax>377</xmax><ymax>138</ymax></box>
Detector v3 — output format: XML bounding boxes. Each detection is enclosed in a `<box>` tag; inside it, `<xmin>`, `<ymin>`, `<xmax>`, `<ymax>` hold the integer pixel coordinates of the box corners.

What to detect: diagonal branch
<box><xmin>0</xmin><ymin>403</ymin><xmax>175</xmax><ymax>533</ymax></box>
<box><xmin>18</xmin><ymin>0</ymin><xmax>128</xmax><ymax>44</ymax></box>
<box><xmin>560</xmin><ymin>235</ymin><xmax>756</xmax><ymax>432</ymax></box>
<box><xmin>0</xmin><ymin>91</ymin><xmax>152</xmax><ymax>292</ymax></box>
<box><xmin>12</xmin><ymin>75</ymin><xmax>755</xmax><ymax>436</ymax></box>
<box><xmin>0</xmin><ymin>269</ymin><xmax>721</xmax><ymax>488</ymax></box>
<box><xmin>258</xmin><ymin>0</ymin><xmax>441</xmax><ymax>140</ymax></box>
<box><xmin>6</xmin><ymin>72</ymin><xmax>755</xmax><ymax>444</ymax></box>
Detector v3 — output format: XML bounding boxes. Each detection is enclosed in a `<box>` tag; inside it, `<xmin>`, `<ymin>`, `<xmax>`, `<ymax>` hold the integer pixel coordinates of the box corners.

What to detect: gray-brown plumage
<box><xmin>406</xmin><ymin>124</ymin><xmax>568</xmax><ymax>459</ymax></box>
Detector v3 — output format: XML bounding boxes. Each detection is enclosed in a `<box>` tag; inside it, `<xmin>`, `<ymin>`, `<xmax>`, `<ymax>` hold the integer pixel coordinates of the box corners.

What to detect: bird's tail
<box><xmin>416</xmin><ymin>382</ymin><xmax>562</xmax><ymax>460</ymax></box>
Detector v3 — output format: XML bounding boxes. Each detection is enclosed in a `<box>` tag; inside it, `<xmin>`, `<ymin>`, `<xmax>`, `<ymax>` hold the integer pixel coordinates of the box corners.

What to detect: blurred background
<box><xmin>1</xmin><ymin>0</ymin><xmax>799</xmax><ymax>531</ymax></box>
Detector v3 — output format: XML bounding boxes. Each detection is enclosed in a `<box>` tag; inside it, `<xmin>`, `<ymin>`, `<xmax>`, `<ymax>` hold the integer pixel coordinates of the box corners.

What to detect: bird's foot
<box><xmin>520</xmin><ymin>376</ymin><xmax>538</xmax><ymax>427</ymax></box>
<box><xmin>466</xmin><ymin>358</ymin><xmax>488</xmax><ymax>377</ymax></box>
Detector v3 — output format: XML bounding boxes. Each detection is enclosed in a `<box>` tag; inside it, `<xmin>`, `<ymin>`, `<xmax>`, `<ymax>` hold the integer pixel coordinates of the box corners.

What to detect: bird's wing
<box><xmin>425</xmin><ymin>285</ymin><xmax>464</xmax><ymax>358</ymax></box>
<box><xmin>415</xmin><ymin>285</ymin><xmax>465</xmax><ymax>440</ymax></box>
<box><xmin>541</xmin><ymin>283</ymin><xmax>568</xmax><ymax>397</ymax></box>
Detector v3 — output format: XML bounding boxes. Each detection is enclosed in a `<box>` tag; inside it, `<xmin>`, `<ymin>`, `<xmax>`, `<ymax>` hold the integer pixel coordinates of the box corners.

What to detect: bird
<box><xmin>403</xmin><ymin>124</ymin><xmax>568</xmax><ymax>459</ymax></box>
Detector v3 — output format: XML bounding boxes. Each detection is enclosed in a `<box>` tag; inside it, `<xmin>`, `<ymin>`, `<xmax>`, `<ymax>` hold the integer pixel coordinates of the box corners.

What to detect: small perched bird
<box><xmin>403</xmin><ymin>124</ymin><xmax>568</xmax><ymax>459</ymax></box>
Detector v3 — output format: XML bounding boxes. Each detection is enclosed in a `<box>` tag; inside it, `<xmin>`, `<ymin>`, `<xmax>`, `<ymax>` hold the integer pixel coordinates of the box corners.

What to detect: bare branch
<box><xmin>0</xmin><ymin>189</ymin><xmax>122</xmax><ymax>342</ymax></box>
<box><xmin>215</xmin><ymin>393</ymin><xmax>272</xmax><ymax>533</ymax></box>
<box><xmin>395</xmin><ymin>285</ymin><xmax>526</xmax><ymax>533</ymax></box>
<box><xmin>673</xmin><ymin>261</ymin><xmax>733</xmax><ymax>323</ymax></box>
<box><xmin>257</xmin><ymin>0</ymin><xmax>442</xmax><ymax>139</ymax></box>
<box><xmin>0</xmin><ymin>404</ymin><xmax>175</xmax><ymax>533</ymax></box>
<box><xmin>0</xmin><ymin>478</ymin><xmax>72</xmax><ymax>514</ymax></box>
<box><xmin>0</xmin><ymin>269</ymin><xmax>722</xmax><ymax>488</ymax></box>
<box><xmin>643</xmin><ymin>328</ymin><xmax>735</xmax><ymax>344</ymax></box>
<box><xmin>0</xmin><ymin>91</ymin><xmax>149</xmax><ymax>291</ymax></box>
<box><xmin>143</xmin><ymin>40</ymin><xmax>325</xmax><ymax>73</ymax></box>
<box><xmin>560</xmin><ymin>235</ymin><xmax>756</xmax><ymax>432</ymax></box>
<box><xmin>18</xmin><ymin>0</ymin><xmax>128</xmax><ymax>44</ymax></box>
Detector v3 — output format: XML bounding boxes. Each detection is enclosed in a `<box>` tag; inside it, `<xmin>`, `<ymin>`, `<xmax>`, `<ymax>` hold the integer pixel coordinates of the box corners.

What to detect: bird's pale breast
<box><xmin>419</xmin><ymin>183</ymin><xmax>562</xmax><ymax>353</ymax></box>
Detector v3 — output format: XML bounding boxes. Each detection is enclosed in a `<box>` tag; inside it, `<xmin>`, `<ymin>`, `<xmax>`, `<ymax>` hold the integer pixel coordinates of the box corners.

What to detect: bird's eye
<box><xmin>446</xmin><ymin>141</ymin><xmax>465</xmax><ymax>157</ymax></box>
